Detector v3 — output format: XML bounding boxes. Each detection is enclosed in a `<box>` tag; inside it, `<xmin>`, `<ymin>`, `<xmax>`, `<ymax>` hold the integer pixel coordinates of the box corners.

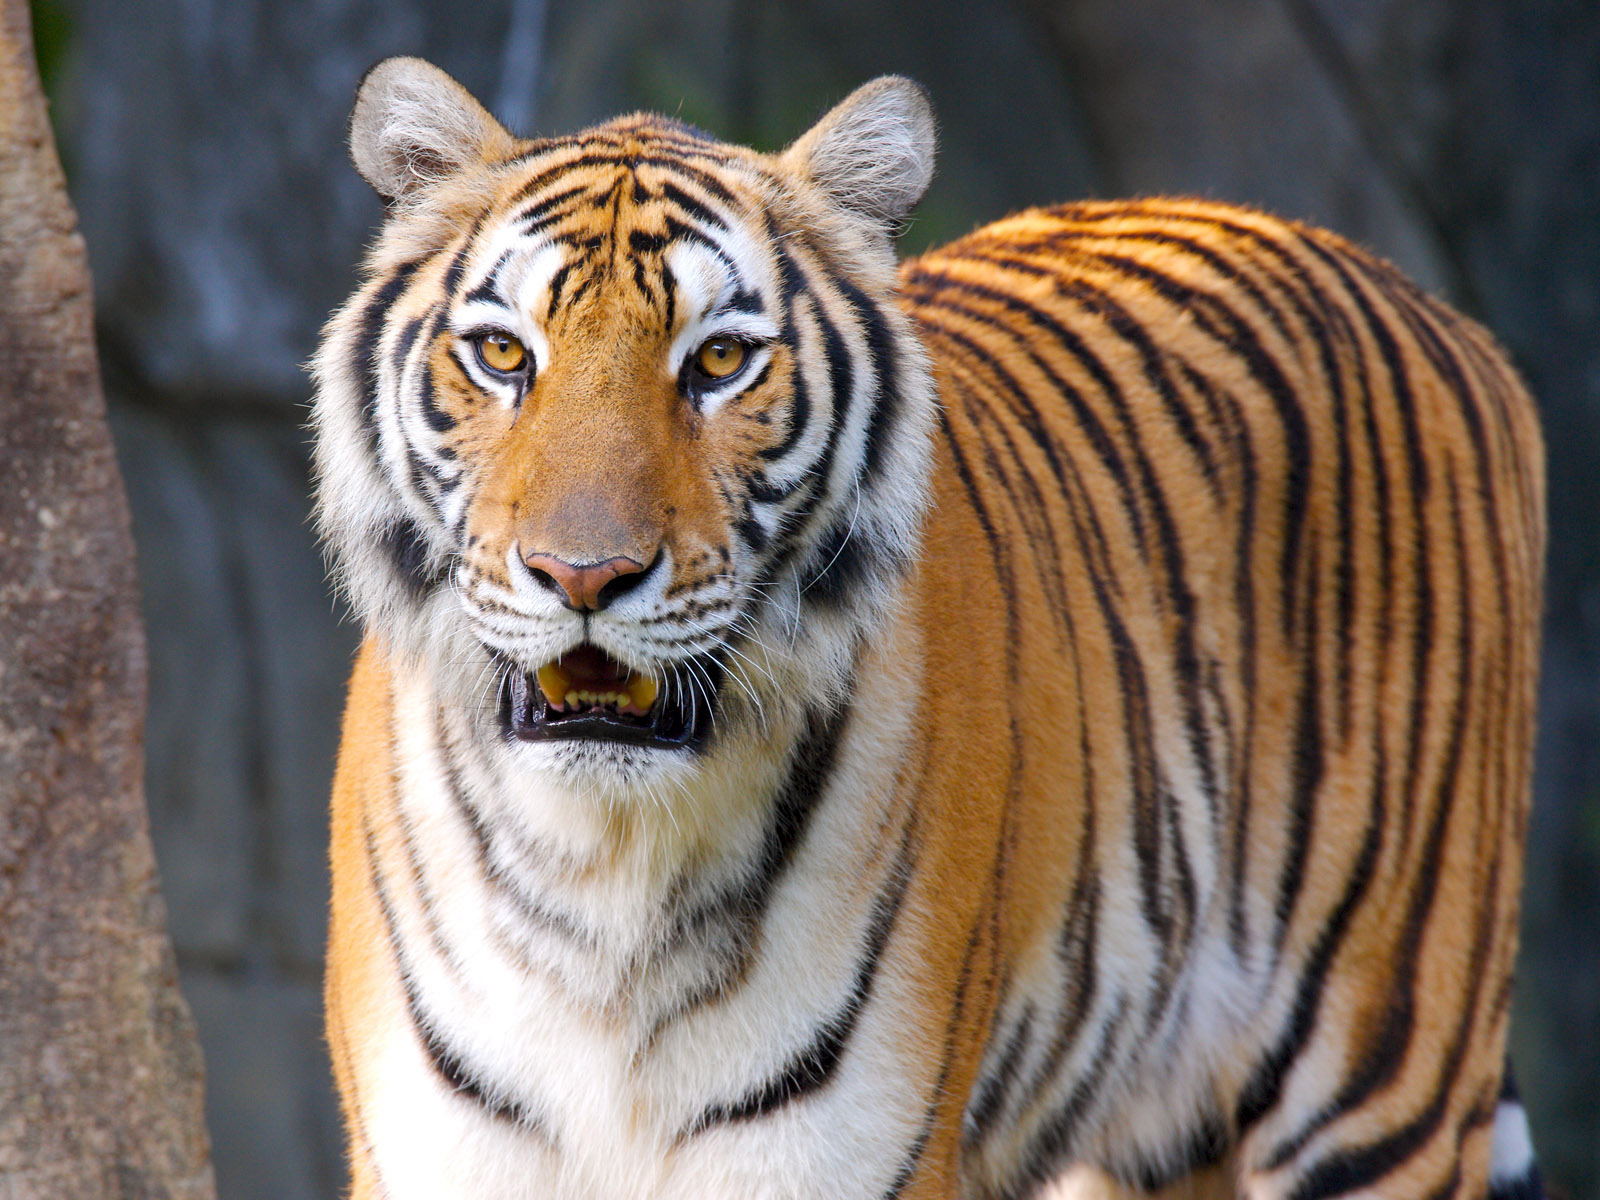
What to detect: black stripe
<box><xmin>1270</xmin><ymin>476</ymin><xmax>1487</xmax><ymax>1191</ymax></box>
<box><xmin>667</xmin><ymin>698</ymin><xmax>852</xmax><ymax>972</ymax></box>
<box><xmin>724</xmin><ymin>285</ymin><xmax>763</xmax><ymax>315</ymax></box>
<box><xmin>628</xmin><ymin>228</ymin><xmax>667</xmax><ymax>254</ymax></box>
<box><xmin>360</xmin><ymin>809</ymin><xmax>552</xmax><ymax>1140</ymax></box>
<box><xmin>515</xmin><ymin>181</ymin><xmax>592</xmax><ymax>234</ymax></box>
<box><xmin>681</xmin><ymin>817</ymin><xmax>915</xmax><ymax>1137</ymax></box>
<box><xmin>391</xmin><ymin>315</ymin><xmax>426</xmax><ymax>378</ymax></box>
<box><xmin>660</xmin><ymin>178</ymin><xmax>732</xmax><ymax>231</ymax></box>
<box><xmin>507</xmin><ymin>152</ymin><xmax>637</xmax><ymax>204</ymax></box>
<box><xmin>648</xmin><ymin>161</ymin><xmax>740</xmax><ymax>210</ymax></box>
<box><xmin>754</xmin><ymin>250</ymin><xmax>813</xmax><ymax>463</ymax></box>
<box><xmin>1272</xmin><ymin>532</ymin><xmax>1325</xmax><ymax>950</ymax></box>
<box><xmin>662</xmin><ymin>212</ymin><xmax>727</xmax><ymax>258</ymax></box>
<box><xmin>963</xmin><ymin>1004</ymin><xmax>1035</xmax><ymax>1147</ymax></box>
<box><xmin>1003</xmin><ymin>996</ymin><xmax>1129</xmax><ymax>1197</ymax></box>
<box><xmin>406</xmin><ymin>444</ymin><xmax>455</xmax><ymax>501</ymax></box>
<box><xmin>795</xmin><ymin>516</ymin><xmax>883</xmax><ymax>607</ymax></box>
<box><xmin>545</xmin><ymin>261</ymin><xmax>574</xmax><ymax>321</ymax></box>
<box><xmin>356</xmin><ymin>258</ymin><xmax>425</xmax><ymax>445</ymax></box>
<box><xmin>829</xmin><ymin>270</ymin><xmax>901</xmax><ymax>486</ymax></box>
<box><xmin>461</xmin><ymin>248</ymin><xmax>516</xmax><ymax>308</ymax></box>
<box><xmin>661</xmin><ymin>261</ymin><xmax>678</xmax><ymax>332</ymax></box>
<box><xmin>417</xmin><ymin>355</ymin><xmax>456</xmax><ymax>433</ymax></box>
<box><xmin>1301</xmin><ymin>237</ymin><xmax>1434</xmax><ymax>859</ymax></box>
<box><xmin>630</xmin><ymin>256</ymin><xmax>657</xmax><ymax>305</ymax></box>
<box><xmin>441</xmin><ymin>216</ymin><xmax>484</xmax><ymax>302</ymax></box>
<box><xmin>773</xmin><ymin>269</ymin><xmax>855</xmax><ymax>550</ymax></box>
<box><xmin>1235</xmin><ymin>757</ymin><xmax>1385</xmax><ymax>1132</ymax></box>
<box><xmin>734</xmin><ymin>507</ymin><xmax>768</xmax><ymax>554</ymax></box>
<box><xmin>378</xmin><ymin>516</ymin><xmax>440</xmax><ymax>597</ymax></box>
<box><xmin>903</xmin><ymin>268</ymin><xmax>1146</xmax><ymax>547</ymax></box>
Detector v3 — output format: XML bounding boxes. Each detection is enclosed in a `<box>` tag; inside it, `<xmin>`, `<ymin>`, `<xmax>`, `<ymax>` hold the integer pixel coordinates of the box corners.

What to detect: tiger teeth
<box><xmin>537</xmin><ymin>663</ymin><xmax>658</xmax><ymax>714</ymax></box>
<box><xmin>569</xmin><ymin>689</ymin><xmax>628</xmax><ymax>706</ymax></box>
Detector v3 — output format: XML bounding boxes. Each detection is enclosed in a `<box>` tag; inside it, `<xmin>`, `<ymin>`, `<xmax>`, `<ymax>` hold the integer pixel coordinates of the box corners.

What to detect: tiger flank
<box><xmin>311</xmin><ymin>58</ymin><xmax>1545</xmax><ymax>1200</ymax></box>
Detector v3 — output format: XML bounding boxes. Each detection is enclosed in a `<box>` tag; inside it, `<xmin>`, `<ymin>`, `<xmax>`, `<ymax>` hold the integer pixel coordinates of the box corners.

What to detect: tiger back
<box><xmin>312</xmin><ymin>59</ymin><xmax>1545</xmax><ymax>1200</ymax></box>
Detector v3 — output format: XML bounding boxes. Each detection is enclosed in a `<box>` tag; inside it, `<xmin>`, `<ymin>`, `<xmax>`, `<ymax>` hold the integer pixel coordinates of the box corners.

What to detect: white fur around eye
<box><xmin>665</xmin><ymin>240</ymin><xmax>780</xmax><ymax>415</ymax></box>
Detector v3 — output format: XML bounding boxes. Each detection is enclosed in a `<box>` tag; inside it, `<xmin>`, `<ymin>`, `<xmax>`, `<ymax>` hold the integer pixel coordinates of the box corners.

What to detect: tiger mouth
<box><xmin>498</xmin><ymin>643</ymin><xmax>715</xmax><ymax>750</ymax></box>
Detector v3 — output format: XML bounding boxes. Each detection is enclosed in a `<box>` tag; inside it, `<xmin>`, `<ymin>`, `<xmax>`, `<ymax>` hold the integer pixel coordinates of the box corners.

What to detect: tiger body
<box><xmin>314</xmin><ymin>61</ymin><xmax>1544</xmax><ymax>1200</ymax></box>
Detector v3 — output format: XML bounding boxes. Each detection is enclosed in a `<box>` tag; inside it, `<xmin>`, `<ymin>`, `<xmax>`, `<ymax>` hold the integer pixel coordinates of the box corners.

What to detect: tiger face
<box><xmin>313</xmin><ymin>60</ymin><xmax>937</xmax><ymax>789</ymax></box>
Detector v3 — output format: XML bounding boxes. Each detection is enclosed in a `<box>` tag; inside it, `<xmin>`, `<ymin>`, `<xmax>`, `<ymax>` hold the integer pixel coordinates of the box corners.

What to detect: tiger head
<box><xmin>311</xmin><ymin>58</ymin><xmax>937</xmax><ymax>788</ymax></box>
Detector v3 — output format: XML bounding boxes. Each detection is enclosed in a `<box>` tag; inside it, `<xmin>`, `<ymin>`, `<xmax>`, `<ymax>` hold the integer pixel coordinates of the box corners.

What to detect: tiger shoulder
<box><xmin>312</xmin><ymin>58</ymin><xmax>1545</xmax><ymax>1200</ymax></box>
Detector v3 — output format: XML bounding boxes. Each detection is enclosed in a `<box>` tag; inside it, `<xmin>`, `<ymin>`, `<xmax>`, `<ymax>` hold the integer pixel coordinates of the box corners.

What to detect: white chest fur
<box><xmin>360</xmin><ymin>662</ymin><xmax>932</xmax><ymax>1200</ymax></box>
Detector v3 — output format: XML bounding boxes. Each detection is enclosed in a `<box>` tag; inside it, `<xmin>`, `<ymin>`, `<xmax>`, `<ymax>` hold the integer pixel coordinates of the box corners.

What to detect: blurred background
<box><xmin>28</xmin><ymin>0</ymin><xmax>1599</xmax><ymax>1196</ymax></box>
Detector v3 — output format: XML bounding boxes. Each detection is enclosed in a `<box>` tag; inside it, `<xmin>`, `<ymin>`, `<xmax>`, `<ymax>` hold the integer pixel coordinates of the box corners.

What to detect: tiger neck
<box><xmin>380</xmin><ymin>612</ymin><xmax>918</xmax><ymax>1027</ymax></box>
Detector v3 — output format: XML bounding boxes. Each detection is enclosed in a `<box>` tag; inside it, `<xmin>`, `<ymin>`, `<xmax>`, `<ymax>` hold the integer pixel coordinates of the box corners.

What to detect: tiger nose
<box><xmin>522</xmin><ymin>552</ymin><xmax>649</xmax><ymax>611</ymax></box>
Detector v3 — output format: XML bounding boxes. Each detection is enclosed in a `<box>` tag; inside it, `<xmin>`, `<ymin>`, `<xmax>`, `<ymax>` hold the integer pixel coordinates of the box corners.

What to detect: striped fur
<box><xmin>312</xmin><ymin>61</ymin><xmax>1545</xmax><ymax>1200</ymax></box>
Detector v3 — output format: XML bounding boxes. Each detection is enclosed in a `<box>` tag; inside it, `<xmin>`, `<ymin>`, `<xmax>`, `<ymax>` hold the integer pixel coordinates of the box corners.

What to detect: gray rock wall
<box><xmin>38</xmin><ymin>0</ymin><xmax>1600</xmax><ymax>1195</ymax></box>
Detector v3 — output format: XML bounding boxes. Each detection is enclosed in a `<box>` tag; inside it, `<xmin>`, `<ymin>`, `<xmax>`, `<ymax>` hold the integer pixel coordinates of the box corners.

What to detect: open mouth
<box><xmin>498</xmin><ymin>643</ymin><xmax>717</xmax><ymax>750</ymax></box>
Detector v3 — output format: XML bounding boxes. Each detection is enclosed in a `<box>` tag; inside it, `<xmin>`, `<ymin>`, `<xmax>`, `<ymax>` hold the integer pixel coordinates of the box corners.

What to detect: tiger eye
<box><xmin>476</xmin><ymin>332</ymin><xmax>527</xmax><ymax>373</ymax></box>
<box><xmin>696</xmin><ymin>338</ymin><xmax>747</xmax><ymax>380</ymax></box>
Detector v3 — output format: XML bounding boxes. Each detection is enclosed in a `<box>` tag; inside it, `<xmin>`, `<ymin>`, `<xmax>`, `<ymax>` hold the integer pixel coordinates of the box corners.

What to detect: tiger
<box><xmin>310</xmin><ymin>56</ymin><xmax>1546</xmax><ymax>1200</ymax></box>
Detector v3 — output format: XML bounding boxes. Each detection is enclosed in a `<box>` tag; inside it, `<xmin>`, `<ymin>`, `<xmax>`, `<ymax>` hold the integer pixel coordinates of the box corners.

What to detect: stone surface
<box><xmin>0</xmin><ymin>0</ymin><xmax>216</xmax><ymax>1194</ymax></box>
<box><xmin>181</xmin><ymin>973</ymin><xmax>342</xmax><ymax>1200</ymax></box>
<box><xmin>61</xmin><ymin>0</ymin><xmax>538</xmax><ymax>404</ymax></box>
<box><xmin>105</xmin><ymin>405</ymin><xmax>356</xmax><ymax>1193</ymax></box>
<box><xmin>1033</xmin><ymin>0</ymin><xmax>1451</xmax><ymax>293</ymax></box>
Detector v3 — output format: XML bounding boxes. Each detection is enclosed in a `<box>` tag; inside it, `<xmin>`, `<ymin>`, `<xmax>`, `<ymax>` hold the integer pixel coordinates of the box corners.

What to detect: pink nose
<box><xmin>522</xmin><ymin>552</ymin><xmax>647</xmax><ymax>611</ymax></box>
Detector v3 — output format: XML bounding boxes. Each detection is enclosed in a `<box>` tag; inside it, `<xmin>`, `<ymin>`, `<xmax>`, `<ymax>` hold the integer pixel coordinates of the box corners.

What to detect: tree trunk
<box><xmin>0</xmin><ymin>1</ymin><xmax>217</xmax><ymax>1195</ymax></box>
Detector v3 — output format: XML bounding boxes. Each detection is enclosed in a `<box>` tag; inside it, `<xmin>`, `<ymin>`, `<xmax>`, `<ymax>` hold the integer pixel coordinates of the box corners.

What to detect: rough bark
<box><xmin>0</xmin><ymin>1</ymin><xmax>217</xmax><ymax>1195</ymax></box>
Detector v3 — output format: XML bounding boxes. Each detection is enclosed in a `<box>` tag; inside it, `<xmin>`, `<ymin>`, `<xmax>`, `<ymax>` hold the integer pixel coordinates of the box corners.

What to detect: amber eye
<box><xmin>695</xmin><ymin>337</ymin><xmax>748</xmax><ymax>380</ymax></box>
<box><xmin>475</xmin><ymin>331</ymin><xmax>527</xmax><ymax>374</ymax></box>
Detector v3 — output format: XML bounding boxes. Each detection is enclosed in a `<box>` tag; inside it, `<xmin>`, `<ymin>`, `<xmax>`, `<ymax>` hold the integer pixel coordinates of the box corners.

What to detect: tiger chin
<box><xmin>312</xmin><ymin>57</ymin><xmax>1546</xmax><ymax>1200</ymax></box>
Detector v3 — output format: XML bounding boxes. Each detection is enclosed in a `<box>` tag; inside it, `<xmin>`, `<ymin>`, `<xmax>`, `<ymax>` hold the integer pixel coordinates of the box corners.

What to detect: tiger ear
<box><xmin>348</xmin><ymin>57</ymin><xmax>516</xmax><ymax>203</ymax></box>
<box><xmin>782</xmin><ymin>76</ymin><xmax>937</xmax><ymax>228</ymax></box>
